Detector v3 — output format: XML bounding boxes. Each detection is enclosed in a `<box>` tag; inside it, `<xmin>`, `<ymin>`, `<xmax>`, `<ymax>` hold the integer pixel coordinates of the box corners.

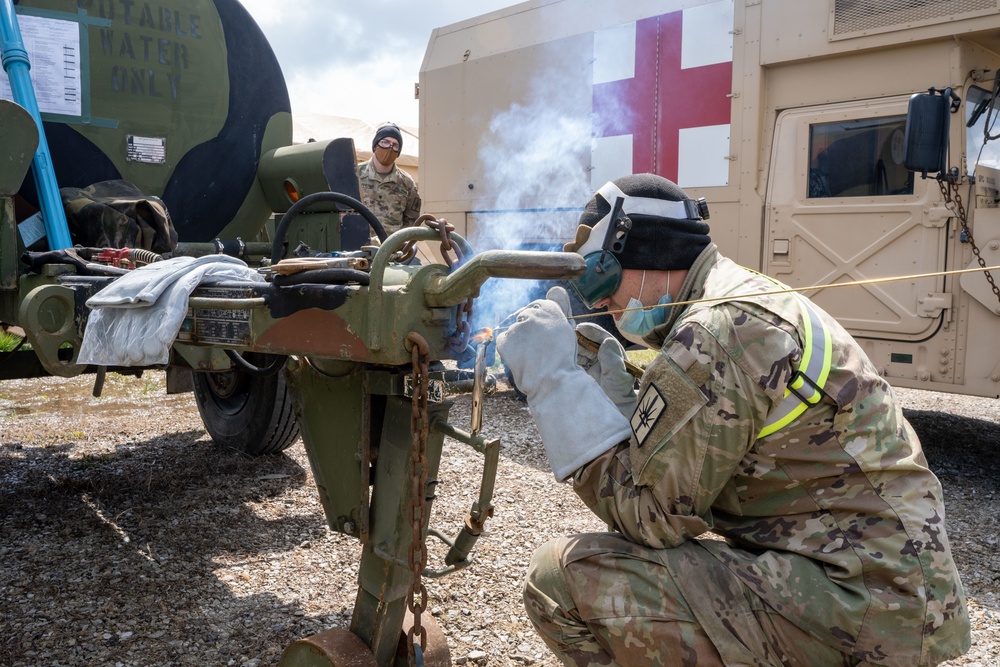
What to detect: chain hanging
<box><xmin>938</xmin><ymin>173</ymin><xmax>1000</xmax><ymax>306</ymax></box>
<box><xmin>424</xmin><ymin>218</ymin><xmax>474</xmax><ymax>351</ymax></box>
<box><xmin>404</xmin><ymin>332</ymin><xmax>431</xmax><ymax>667</ymax></box>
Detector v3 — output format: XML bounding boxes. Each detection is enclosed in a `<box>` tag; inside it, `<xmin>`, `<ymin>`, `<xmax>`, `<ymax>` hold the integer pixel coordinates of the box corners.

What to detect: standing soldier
<box><xmin>356</xmin><ymin>122</ymin><xmax>421</xmax><ymax>237</ymax></box>
<box><xmin>497</xmin><ymin>173</ymin><xmax>970</xmax><ymax>666</ymax></box>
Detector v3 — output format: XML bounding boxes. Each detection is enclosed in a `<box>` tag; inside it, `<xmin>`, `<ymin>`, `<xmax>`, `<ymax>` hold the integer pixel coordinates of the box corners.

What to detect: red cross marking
<box><xmin>593</xmin><ymin>10</ymin><xmax>733</xmax><ymax>181</ymax></box>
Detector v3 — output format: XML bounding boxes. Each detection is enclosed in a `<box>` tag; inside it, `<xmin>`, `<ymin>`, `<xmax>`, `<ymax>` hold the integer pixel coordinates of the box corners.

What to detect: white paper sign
<box><xmin>0</xmin><ymin>14</ymin><xmax>82</xmax><ymax>117</ymax></box>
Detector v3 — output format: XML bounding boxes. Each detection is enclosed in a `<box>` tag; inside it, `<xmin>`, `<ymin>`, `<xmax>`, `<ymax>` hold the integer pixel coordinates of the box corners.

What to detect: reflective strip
<box><xmin>757</xmin><ymin>293</ymin><xmax>832</xmax><ymax>438</ymax></box>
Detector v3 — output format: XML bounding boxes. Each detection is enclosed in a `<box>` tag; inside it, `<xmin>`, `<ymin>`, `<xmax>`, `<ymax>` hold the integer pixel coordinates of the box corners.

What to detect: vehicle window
<box><xmin>966</xmin><ymin>84</ymin><xmax>1000</xmax><ymax>175</ymax></box>
<box><xmin>808</xmin><ymin>116</ymin><xmax>914</xmax><ymax>198</ymax></box>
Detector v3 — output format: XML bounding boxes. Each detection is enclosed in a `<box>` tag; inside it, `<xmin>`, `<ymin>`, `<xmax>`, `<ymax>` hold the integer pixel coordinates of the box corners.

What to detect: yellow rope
<box><xmin>565</xmin><ymin>263</ymin><xmax>1000</xmax><ymax>321</ymax></box>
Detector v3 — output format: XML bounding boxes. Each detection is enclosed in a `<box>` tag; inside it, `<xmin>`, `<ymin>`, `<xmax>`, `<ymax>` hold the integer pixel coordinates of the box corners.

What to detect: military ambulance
<box><xmin>418</xmin><ymin>0</ymin><xmax>1000</xmax><ymax>399</ymax></box>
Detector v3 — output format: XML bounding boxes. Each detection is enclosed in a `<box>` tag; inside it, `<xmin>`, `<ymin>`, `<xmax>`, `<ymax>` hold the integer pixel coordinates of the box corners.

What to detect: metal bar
<box><xmin>431</xmin><ymin>418</ymin><xmax>500</xmax><ymax>569</ymax></box>
<box><xmin>187</xmin><ymin>297</ymin><xmax>267</xmax><ymax>310</ymax></box>
<box><xmin>431</xmin><ymin>419</ymin><xmax>495</xmax><ymax>455</ymax></box>
<box><xmin>367</xmin><ymin>227</ymin><xmax>443</xmax><ymax>352</ymax></box>
<box><xmin>423</xmin><ymin>250</ymin><xmax>586</xmax><ymax>307</ymax></box>
<box><xmin>471</xmin><ymin>342</ymin><xmax>489</xmax><ymax>435</ymax></box>
<box><xmin>0</xmin><ymin>1</ymin><xmax>72</xmax><ymax>249</ymax></box>
<box><xmin>576</xmin><ymin>330</ymin><xmax>644</xmax><ymax>378</ymax></box>
<box><xmin>173</xmin><ymin>241</ymin><xmax>273</xmax><ymax>258</ymax></box>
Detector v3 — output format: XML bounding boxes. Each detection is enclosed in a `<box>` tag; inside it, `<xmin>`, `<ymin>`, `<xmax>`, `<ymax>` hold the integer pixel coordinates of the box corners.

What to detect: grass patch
<box><xmin>627</xmin><ymin>348</ymin><xmax>657</xmax><ymax>370</ymax></box>
<box><xmin>0</xmin><ymin>330</ymin><xmax>25</xmax><ymax>353</ymax></box>
<box><xmin>140</xmin><ymin>376</ymin><xmax>163</xmax><ymax>394</ymax></box>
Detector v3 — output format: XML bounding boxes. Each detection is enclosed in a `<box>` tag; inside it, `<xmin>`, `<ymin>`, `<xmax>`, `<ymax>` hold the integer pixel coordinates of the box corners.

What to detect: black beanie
<box><xmin>372</xmin><ymin>123</ymin><xmax>403</xmax><ymax>152</ymax></box>
<box><xmin>578</xmin><ymin>173</ymin><xmax>711</xmax><ymax>271</ymax></box>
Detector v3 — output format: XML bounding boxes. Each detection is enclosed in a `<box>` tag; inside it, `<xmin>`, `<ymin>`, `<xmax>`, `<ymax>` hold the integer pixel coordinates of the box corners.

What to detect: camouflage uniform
<box><xmin>525</xmin><ymin>245</ymin><xmax>970</xmax><ymax>667</ymax></box>
<box><xmin>355</xmin><ymin>158</ymin><xmax>421</xmax><ymax>236</ymax></box>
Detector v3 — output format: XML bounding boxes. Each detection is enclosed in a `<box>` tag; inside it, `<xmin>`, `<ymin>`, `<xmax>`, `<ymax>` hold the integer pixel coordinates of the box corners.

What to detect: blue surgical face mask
<box><xmin>616</xmin><ymin>294</ymin><xmax>672</xmax><ymax>345</ymax></box>
<box><xmin>614</xmin><ymin>271</ymin><xmax>673</xmax><ymax>346</ymax></box>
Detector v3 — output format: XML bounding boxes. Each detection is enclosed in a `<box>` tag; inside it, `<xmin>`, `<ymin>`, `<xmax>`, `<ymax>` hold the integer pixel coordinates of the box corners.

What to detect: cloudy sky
<box><xmin>239</xmin><ymin>0</ymin><xmax>520</xmax><ymax>128</ymax></box>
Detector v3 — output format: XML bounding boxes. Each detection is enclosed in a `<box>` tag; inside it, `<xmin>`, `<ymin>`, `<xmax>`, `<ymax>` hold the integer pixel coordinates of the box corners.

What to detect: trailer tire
<box><xmin>192</xmin><ymin>354</ymin><xmax>299</xmax><ymax>455</ymax></box>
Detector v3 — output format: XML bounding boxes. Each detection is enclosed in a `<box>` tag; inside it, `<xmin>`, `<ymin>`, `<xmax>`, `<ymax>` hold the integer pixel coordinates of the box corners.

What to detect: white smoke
<box><xmin>469</xmin><ymin>48</ymin><xmax>597</xmax><ymax>330</ymax></box>
<box><xmin>477</xmin><ymin>103</ymin><xmax>593</xmax><ymax>236</ymax></box>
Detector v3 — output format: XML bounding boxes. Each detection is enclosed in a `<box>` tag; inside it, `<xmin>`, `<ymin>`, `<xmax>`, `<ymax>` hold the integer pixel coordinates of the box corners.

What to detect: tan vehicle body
<box><xmin>419</xmin><ymin>0</ymin><xmax>1000</xmax><ymax>398</ymax></box>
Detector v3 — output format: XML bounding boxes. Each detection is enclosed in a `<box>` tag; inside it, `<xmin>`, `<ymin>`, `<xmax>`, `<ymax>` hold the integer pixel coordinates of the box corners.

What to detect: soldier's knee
<box><xmin>523</xmin><ymin>538</ymin><xmax>575</xmax><ymax>624</ymax></box>
<box><xmin>526</xmin><ymin>538</ymin><xmax>563</xmax><ymax>586</ymax></box>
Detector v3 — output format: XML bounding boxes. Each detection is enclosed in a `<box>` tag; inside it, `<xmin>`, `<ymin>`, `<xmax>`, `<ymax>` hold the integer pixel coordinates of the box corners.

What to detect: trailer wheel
<box><xmin>192</xmin><ymin>354</ymin><xmax>299</xmax><ymax>455</ymax></box>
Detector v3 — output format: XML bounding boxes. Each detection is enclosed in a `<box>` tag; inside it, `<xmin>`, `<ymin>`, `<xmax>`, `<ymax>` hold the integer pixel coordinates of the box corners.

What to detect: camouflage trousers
<box><xmin>524</xmin><ymin>533</ymin><xmax>864</xmax><ymax>667</ymax></box>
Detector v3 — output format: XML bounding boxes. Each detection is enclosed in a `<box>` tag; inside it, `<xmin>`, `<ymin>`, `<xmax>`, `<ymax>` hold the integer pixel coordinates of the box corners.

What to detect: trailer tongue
<box><xmin>1</xmin><ymin>2</ymin><xmax>587</xmax><ymax>664</ymax></box>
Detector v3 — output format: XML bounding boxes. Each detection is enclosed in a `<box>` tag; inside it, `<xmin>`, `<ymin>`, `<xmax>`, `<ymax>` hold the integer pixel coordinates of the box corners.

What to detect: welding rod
<box><xmin>575</xmin><ymin>330</ymin><xmax>645</xmax><ymax>379</ymax></box>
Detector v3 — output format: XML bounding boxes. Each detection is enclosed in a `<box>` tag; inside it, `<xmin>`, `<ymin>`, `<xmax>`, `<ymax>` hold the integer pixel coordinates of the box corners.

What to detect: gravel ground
<box><xmin>1</xmin><ymin>370</ymin><xmax>997</xmax><ymax>666</ymax></box>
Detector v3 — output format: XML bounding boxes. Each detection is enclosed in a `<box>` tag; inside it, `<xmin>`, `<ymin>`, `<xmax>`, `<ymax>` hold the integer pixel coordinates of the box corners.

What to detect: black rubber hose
<box><xmin>271</xmin><ymin>191</ymin><xmax>386</xmax><ymax>264</ymax></box>
<box><xmin>21</xmin><ymin>250</ymin><xmax>129</xmax><ymax>276</ymax></box>
<box><xmin>224</xmin><ymin>349</ymin><xmax>287</xmax><ymax>377</ymax></box>
<box><xmin>271</xmin><ymin>268</ymin><xmax>371</xmax><ymax>287</ymax></box>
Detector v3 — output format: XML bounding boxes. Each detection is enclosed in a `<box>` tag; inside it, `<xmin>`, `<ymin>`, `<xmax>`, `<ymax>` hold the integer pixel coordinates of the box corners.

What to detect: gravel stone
<box><xmin>0</xmin><ymin>371</ymin><xmax>996</xmax><ymax>665</ymax></box>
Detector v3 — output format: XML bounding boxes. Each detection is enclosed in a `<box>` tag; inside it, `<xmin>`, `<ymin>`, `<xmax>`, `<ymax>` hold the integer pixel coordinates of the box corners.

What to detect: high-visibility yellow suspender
<box><xmin>757</xmin><ymin>293</ymin><xmax>833</xmax><ymax>438</ymax></box>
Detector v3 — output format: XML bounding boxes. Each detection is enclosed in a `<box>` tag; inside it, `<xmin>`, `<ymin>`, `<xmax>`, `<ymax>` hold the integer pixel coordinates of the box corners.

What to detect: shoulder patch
<box><xmin>629</xmin><ymin>349</ymin><xmax>709</xmax><ymax>486</ymax></box>
<box><xmin>631</xmin><ymin>384</ymin><xmax>667</xmax><ymax>447</ymax></box>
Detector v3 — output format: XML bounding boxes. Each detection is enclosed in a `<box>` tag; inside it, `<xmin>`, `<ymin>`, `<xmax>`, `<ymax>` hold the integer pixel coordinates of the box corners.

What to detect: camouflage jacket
<box><xmin>356</xmin><ymin>158</ymin><xmax>421</xmax><ymax>236</ymax></box>
<box><xmin>573</xmin><ymin>245</ymin><xmax>970</xmax><ymax>666</ymax></box>
<box><xmin>60</xmin><ymin>179</ymin><xmax>177</xmax><ymax>253</ymax></box>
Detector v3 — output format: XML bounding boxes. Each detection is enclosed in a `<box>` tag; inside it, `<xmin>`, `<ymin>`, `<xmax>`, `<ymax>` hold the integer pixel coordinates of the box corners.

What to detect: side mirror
<box><xmin>904</xmin><ymin>87</ymin><xmax>960</xmax><ymax>179</ymax></box>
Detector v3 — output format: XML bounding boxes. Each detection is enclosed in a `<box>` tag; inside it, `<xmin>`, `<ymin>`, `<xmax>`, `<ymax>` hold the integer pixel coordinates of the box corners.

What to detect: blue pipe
<box><xmin>0</xmin><ymin>0</ymin><xmax>73</xmax><ymax>250</ymax></box>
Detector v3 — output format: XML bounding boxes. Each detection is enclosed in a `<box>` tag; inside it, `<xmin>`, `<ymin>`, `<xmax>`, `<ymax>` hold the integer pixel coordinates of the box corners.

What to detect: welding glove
<box><xmin>497</xmin><ymin>299</ymin><xmax>632</xmax><ymax>481</ymax></box>
<box><xmin>546</xmin><ymin>286</ymin><xmax>638</xmax><ymax>418</ymax></box>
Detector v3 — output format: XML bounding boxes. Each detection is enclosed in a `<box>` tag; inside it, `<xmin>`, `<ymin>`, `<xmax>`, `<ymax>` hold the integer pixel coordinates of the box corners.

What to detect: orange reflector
<box><xmin>284</xmin><ymin>179</ymin><xmax>300</xmax><ymax>203</ymax></box>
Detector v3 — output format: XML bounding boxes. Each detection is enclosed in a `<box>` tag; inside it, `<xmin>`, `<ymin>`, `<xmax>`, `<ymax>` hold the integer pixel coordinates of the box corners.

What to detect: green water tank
<box><xmin>8</xmin><ymin>0</ymin><xmax>292</xmax><ymax>242</ymax></box>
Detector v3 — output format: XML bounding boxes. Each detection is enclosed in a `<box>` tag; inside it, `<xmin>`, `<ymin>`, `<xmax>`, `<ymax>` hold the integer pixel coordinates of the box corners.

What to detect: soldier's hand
<box><xmin>546</xmin><ymin>286</ymin><xmax>637</xmax><ymax>416</ymax></box>
<box><xmin>496</xmin><ymin>297</ymin><xmax>632</xmax><ymax>481</ymax></box>
<box><xmin>576</xmin><ymin>322</ymin><xmax>637</xmax><ymax>417</ymax></box>
<box><xmin>496</xmin><ymin>299</ymin><xmax>576</xmax><ymax>398</ymax></box>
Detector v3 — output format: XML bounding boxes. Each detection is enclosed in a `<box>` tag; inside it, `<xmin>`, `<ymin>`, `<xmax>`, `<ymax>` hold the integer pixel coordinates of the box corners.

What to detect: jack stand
<box><xmin>279</xmin><ymin>360</ymin><xmax>456</xmax><ymax>667</ymax></box>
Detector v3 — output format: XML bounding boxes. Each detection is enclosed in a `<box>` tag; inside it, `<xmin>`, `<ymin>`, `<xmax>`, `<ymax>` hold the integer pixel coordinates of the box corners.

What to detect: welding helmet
<box><xmin>566</xmin><ymin>175</ymin><xmax>711</xmax><ymax>308</ymax></box>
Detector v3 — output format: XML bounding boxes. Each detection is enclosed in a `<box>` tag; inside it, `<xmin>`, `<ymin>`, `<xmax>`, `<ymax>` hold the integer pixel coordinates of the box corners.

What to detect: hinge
<box><xmin>917</xmin><ymin>292</ymin><xmax>952</xmax><ymax>318</ymax></box>
<box><xmin>925</xmin><ymin>206</ymin><xmax>953</xmax><ymax>227</ymax></box>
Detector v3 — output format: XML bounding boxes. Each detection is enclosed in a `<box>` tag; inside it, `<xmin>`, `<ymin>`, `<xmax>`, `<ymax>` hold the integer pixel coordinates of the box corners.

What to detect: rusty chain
<box><xmin>394</xmin><ymin>214</ymin><xmax>439</xmax><ymax>264</ymax></box>
<box><xmin>424</xmin><ymin>218</ymin><xmax>474</xmax><ymax>352</ymax></box>
<box><xmin>405</xmin><ymin>332</ymin><xmax>431</xmax><ymax>667</ymax></box>
<box><xmin>938</xmin><ymin>175</ymin><xmax>1000</xmax><ymax>306</ymax></box>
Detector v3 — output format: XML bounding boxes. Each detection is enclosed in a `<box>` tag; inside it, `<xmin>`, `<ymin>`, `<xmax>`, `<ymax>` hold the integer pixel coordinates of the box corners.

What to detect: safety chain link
<box><xmin>938</xmin><ymin>174</ymin><xmax>1000</xmax><ymax>306</ymax></box>
<box><xmin>425</xmin><ymin>218</ymin><xmax>474</xmax><ymax>351</ymax></box>
<box><xmin>394</xmin><ymin>214</ymin><xmax>438</xmax><ymax>264</ymax></box>
<box><xmin>405</xmin><ymin>332</ymin><xmax>431</xmax><ymax>667</ymax></box>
